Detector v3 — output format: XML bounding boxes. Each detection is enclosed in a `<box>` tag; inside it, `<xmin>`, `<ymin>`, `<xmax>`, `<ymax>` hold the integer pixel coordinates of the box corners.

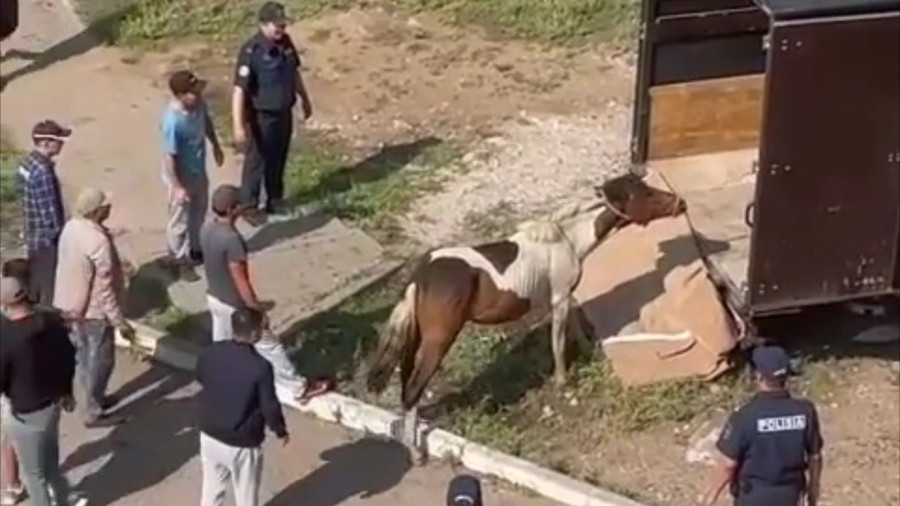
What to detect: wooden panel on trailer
<box><xmin>650</xmin><ymin>149</ymin><xmax>758</xmax><ymax>310</ymax></box>
<box><xmin>647</xmin><ymin>74</ymin><xmax>764</xmax><ymax>160</ymax></box>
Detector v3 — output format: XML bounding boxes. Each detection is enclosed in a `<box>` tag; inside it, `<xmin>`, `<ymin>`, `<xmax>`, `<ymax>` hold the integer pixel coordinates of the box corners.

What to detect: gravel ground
<box><xmin>401</xmin><ymin>105</ymin><xmax>633</xmax><ymax>246</ymax></box>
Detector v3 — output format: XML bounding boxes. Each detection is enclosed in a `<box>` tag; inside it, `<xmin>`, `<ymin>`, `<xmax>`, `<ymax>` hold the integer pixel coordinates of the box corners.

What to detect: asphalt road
<box><xmin>17</xmin><ymin>352</ymin><xmax>558</xmax><ymax>506</ymax></box>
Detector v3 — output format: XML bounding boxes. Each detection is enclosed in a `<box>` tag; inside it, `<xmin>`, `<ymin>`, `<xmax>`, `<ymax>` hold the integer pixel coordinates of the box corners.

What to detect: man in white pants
<box><xmin>196</xmin><ymin>306</ymin><xmax>288</xmax><ymax>506</ymax></box>
<box><xmin>199</xmin><ymin>185</ymin><xmax>330</xmax><ymax>400</ymax></box>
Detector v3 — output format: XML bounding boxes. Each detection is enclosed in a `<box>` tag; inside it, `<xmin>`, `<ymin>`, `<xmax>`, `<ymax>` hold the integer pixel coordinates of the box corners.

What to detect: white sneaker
<box><xmin>0</xmin><ymin>485</ymin><xmax>23</xmax><ymax>505</ymax></box>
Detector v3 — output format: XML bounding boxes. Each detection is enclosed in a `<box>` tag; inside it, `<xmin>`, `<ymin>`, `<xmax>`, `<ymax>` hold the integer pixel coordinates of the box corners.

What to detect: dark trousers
<box><xmin>27</xmin><ymin>244</ymin><xmax>58</xmax><ymax>307</ymax></box>
<box><xmin>735</xmin><ymin>484</ymin><xmax>803</xmax><ymax>506</ymax></box>
<box><xmin>240</xmin><ymin>110</ymin><xmax>293</xmax><ymax>209</ymax></box>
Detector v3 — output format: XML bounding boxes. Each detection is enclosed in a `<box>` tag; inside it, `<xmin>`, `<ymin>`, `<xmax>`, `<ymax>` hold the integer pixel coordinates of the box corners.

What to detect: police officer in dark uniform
<box><xmin>232</xmin><ymin>1</ymin><xmax>313</xmax><ymax>225</ymax></box>
<box><xmin>701</xmin><ymin>346</ymin><xmax>824</xmax><ymax>506</ymax></box>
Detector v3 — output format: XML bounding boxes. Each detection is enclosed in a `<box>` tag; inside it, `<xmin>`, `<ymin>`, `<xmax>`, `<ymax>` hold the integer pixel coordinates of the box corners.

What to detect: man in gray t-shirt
<box><xmin>200</xmin><ymin>217</ymin><xmax>247</xmax><ymax>312</ymax></box>
<box><xmin>200</xmin><ymin>185</ymin><xmax>331</xmax><ymax>401</ymax></box>
<box><xmin>201</xmin><ymin>185</ymin><xmax>263</xmax><ymax>342</ymax></box>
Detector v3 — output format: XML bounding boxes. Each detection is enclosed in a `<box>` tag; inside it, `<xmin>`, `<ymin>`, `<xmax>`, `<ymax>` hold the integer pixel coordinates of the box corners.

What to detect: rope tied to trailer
<box><xmin>655</xmin><ymin>170</ymin><xmax>749</xmax><ymax>342</ymax></box>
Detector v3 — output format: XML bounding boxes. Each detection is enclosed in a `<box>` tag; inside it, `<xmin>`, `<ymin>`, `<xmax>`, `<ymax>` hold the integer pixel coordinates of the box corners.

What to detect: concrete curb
<box><xmin>116</xmin><ymin>324</ymin><xmax>647</xmax><ymax>506</ymax></box>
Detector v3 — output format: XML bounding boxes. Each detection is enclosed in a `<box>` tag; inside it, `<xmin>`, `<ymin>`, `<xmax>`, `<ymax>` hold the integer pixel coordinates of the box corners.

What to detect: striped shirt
<box><xmin>17</xmin><ymin>151</ymin><xmax>65</xmax><ymax>253</ymax></box>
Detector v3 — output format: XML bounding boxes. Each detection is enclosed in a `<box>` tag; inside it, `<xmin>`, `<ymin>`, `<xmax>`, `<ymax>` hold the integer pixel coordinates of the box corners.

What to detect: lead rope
<box><xmin>656</xmin><ymin>172</ymin><xmax>749</xmax><ymax>342</ymax></box>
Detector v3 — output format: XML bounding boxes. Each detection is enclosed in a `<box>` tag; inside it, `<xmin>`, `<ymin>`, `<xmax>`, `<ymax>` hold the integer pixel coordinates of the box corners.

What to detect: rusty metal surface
<box><xmin>748</xmin><ymin>12</ymin><xmax>900</xmax><ymax>314</ymax></box>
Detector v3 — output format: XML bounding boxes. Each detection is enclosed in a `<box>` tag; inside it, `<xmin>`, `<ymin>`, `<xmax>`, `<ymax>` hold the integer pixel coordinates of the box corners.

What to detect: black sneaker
<box><xmin>243</xmin><ymin>209</ymin><xmax>267</xmax><ymax>227</ymax></box>
<box><xmin>85</xmin><ymin>413</ymin><xmax>128</xmax><ymax>429</ymax></box>
<box><xmin>265</xmin><ymin>201</ymin><xmax>295</xmax><ymax>223</ymax></box>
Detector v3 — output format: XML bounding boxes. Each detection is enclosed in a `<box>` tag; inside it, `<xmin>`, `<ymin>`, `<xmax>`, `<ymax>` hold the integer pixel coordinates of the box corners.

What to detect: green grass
<box><xmin>395</xmin><ymin>0</ymin><xmax>639</xmax><ymax>43</ymax></box>
<box><xmin>286</xmin><ymin>270</ymin><xmax>755</xmax><ymax>448</ymax></box>
<box><xmin>283</xmin><ymin>135</ymin><xmax>458</xmax><ymax>240</ymax></box>
<box><xmin>77</xmin><ymin>0</ymin><xmax>639</xmax><ymax>47</ymax></box>
<box><xmin>0</xmin><ymin>131</ymin><xmax>23</xmax><ymax>231</ymax></box>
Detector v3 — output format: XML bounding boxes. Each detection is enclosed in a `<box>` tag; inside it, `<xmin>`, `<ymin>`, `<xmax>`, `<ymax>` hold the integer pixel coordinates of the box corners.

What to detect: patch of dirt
<box><xmin>590</xmin><ymin>357</ymin><xmax>900</xmax><ymax>506</ymax></box>
<box><xmin>140</xmin><ymin>7</ymin><xmax>634</xmax><ymax>245</ymax></box>
<box><xmin>401</xmin><ymin>109</ymin><xmax>632</xmax><ymax>246</ymax></box>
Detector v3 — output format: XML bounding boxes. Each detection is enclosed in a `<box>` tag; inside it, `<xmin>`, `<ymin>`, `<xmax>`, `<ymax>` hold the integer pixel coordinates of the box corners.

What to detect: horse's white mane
<box><xmin>515</xmin><ymin>201</ymin><xmax>597</xmax><ymax>244</ymax></box>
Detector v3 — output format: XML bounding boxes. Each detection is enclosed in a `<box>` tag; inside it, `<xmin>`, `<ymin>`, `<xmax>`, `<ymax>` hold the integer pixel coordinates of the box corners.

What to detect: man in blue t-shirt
<box><xmin>161</xmin><ymin>70</ymin><xmax>224</xmax><ymax>281</ymax></box>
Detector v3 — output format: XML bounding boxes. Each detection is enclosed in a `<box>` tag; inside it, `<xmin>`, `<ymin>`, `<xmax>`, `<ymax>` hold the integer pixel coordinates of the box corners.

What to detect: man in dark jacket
<box><xmin>0</xmin><ymin>276</ymin><xmax>77</xmax><ymax>506</ymax></box>
<box><xmin>447</xmin><ymin>474</ymin><xmax>483</xmax><ymax>506</ymax></box>
<box><xmin>196</xmin><ymin>305</ymin><xmax>289</xmax><ymax>506</ymax></box>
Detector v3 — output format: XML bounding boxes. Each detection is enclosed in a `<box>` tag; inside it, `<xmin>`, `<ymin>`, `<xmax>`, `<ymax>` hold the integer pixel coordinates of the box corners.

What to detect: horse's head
<box><xmin>594</xmin><ymin>171</ymin><xmax>686</xmax><ymax>228</ymax></box>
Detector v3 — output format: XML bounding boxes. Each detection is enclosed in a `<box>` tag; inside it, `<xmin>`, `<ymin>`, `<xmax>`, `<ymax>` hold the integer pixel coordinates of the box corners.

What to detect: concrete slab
<box><xmin>167</xmin><ymin>213</ymin><xmax>396</xmax><ymax>334</ymax></box>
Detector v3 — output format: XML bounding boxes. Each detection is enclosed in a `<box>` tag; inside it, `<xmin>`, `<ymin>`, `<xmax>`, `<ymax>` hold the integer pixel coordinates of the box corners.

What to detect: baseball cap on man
<box><xmin>211</xmin><ymin>184</ymin><xmax>242</xmax><ymax>215</ymax></box>
<box><xmin>752</xmin><ymin>345</ymin><xmax>790</xmax><ymax>378</ymax></box>
<box><xmin>0</xmin><ymin>276</ymin><xmax>28</xmax><ymax>306</ymax></box>
<box><xmin>446</xmin><ymin>474</ymin><xmax>482</xmax><ymax>506</ymax></box>
<box><xmin>168</xmin><ymin>70</ymin><xmax>207</xmax><ymax>96</ymax></box>
<box><xmin>74</xmin><ymin>187</ymin><xmax>112</xmax><ymax>218</ymax></box>
<box><xmin>32</xmin><ymin>119</ymin><xmax>72</xmax><ymax>142</ymax></box>
<box><xmin>258</xmin><ymin>1</ymin><xmax>290</xmax><ymax>23</ymax></box>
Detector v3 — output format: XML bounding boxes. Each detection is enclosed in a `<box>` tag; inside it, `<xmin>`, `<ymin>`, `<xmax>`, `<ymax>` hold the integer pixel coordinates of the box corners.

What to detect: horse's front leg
<box><xmin>550</xmin><ymin>297</ymin><xmax>570</xmax><ymax>386</ymax></box>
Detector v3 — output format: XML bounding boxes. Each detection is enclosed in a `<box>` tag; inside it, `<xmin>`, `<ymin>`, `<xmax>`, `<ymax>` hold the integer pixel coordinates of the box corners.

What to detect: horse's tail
<box><xmin>367</xmin><ymin>282</ymin><xmax>419</xmax><ymax>394</ymax></box>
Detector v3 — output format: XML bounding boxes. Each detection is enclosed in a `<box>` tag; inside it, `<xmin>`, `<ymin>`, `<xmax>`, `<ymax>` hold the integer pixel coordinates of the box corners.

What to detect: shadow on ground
<box><xmin>246</xmin><ymin>211</ymin><xmax>331</xmax><ymax>253</ymax></box>
<box><xmin>289</xmin><ymin>136</ymin><xmax>443</xmax><ymax>205</ymax></box>
<box><xmin>124</xmin><ymin>256</ymin><xmax>210</xmax><ymax>343</ymax></box>
<box><xmin>284</xmin><ymin>285</ymin><xmax>396</xmax><ymax>383</ymax></box>
<box><xmin>760</xmin><ymin>299</ymin><xmax>900</xmax><ymax>365</ymax></box>
<box><xmin>0</xmin><ymin>4</ymin><xmax>137</xmax><ymax>91</ymax></box>
<box><xmin>62</xmin><ymin>362</ymin><xmax>198</xmax><ymax>506</ymax></box>
<box><xmin>267</xmin><ymin>437</ymin><xmax>412</xmax><ymax>506</ymax></box>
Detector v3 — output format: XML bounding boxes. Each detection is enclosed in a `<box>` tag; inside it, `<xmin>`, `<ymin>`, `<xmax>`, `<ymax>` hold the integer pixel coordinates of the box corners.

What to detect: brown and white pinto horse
<box><xmin>366</xmin><ymin>172</ymin><xmax>686</xmax><ymax>453</ymax></box>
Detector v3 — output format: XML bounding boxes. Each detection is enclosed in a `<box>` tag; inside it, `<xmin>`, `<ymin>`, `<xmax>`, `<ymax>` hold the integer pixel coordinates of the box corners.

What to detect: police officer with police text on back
<box><xmin>232</xmin><ymin>1</ymin><xmax>313</xmax><ymax>226</ymax></box>
<box><xmin>701</xmin><ymin>346</ymin><xmax>823</xmax><ymax>506</ymax></box>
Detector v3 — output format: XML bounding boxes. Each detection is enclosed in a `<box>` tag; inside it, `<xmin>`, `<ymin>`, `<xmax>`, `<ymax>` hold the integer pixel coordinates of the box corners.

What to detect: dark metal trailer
<box><xmin>0</xmin><ymin>0</ymin><xmax>19</xmax><ymax>41</ymax></box>
<box><xmin>631</xmin><ymin>0</ymin><xmax>900</xmax><ymax>329</ymax></box>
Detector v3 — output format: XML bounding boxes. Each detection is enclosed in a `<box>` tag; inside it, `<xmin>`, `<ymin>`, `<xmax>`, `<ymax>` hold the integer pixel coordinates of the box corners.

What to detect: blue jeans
<box><xmin>70</xmin><ymin>320</ymin><xmax>115</xmax><ymax>421</ymax></box>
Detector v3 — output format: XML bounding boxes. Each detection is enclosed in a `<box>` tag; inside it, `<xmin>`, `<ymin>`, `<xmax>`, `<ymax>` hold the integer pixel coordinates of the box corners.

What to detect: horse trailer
<box><xmin>0</xmin><ymin>0</ymin><xmax>18</xmax><ymax>41</ymax></box>
<box><xmin>631</xmin><ymin>0</ymin><xmax>900</xmax><ymax>333</ymax></box>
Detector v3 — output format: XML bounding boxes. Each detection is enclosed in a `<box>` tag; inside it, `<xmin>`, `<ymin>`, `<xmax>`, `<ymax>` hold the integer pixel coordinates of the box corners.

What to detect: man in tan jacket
<box><xmin>54</xmin><ymin>188</ymin><xmax>135</xmax><ymax>428</ymax></box>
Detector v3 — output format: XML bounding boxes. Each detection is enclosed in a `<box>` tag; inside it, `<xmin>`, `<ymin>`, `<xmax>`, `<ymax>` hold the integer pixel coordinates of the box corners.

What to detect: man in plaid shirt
<box><xmin>17</xmin><ymin>120</ymin><xmax>69</xmax><ymax>307</ymax></box>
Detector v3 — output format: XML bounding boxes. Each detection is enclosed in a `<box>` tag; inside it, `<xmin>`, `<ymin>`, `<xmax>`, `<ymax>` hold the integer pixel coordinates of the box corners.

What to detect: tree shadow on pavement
<box><xmin>0</xmin><ymin>5</ymin><xmax>137</xmax><ymax>91</ymax></box>
<box><xmin>267</xmin><ymin>437</ymin><xmax>412</xmax><ymax>506</ymax></box>
<box><xmin>61</xmin><ymin>363</ymin><xmax>198</xmax><ymax>506</ymax></box>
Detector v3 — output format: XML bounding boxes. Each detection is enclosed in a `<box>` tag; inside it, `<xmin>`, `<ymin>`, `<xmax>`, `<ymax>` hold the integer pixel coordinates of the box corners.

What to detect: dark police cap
<box><xmin>258</xmin><ymin>1</ymin><xmax>290</xmax><ymax>23</ymax></box>
<box><xmin>752</xmin><ymin>345</ymin><xmax>790</xmax><ymax>378</ymax></box>
<box><xmin>447</xmin><ymin>474</ymin><xmax>482</xmax><ymax>506</ymax></box>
